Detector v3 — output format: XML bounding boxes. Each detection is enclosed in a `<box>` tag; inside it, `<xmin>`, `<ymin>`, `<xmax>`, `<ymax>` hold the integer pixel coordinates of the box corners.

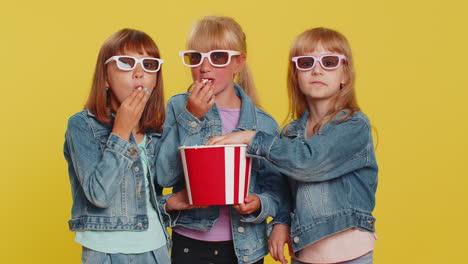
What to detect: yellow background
<box><xmin>1</xmin><ymin>0</ymin><xmax>467</xmax><ymax>263</ymax></box>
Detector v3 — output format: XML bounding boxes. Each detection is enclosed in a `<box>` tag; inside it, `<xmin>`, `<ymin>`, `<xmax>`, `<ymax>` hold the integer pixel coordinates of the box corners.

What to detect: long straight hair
<box><xmin>286</xmin><ymin>27</ymin><xmax>359</xmax><ymax>133</ymax></box>
<box><xmin>85</xmin><ymin>29</ymin><xmax>165</xmax><ymax>133</ymax></box>
<box><xmin>186</xmin><ymin>16</ymin><xmax>259</xmax><ymax>105</ymax></box>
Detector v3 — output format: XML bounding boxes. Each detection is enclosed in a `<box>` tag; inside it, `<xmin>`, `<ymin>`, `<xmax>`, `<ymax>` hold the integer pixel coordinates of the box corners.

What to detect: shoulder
<box><xmin>166</xmin><ymin>93</ymin><xmax>190</xmax><ymax>112</ymax></box>
<box><xmin>67</xmin><ymin>110</ymin><xmax>91</xmax><ymax>127</ymax></box>
<box><xmin>349</xmin><ymin>111</ymin><xmax>370</xmax><ymax>124</ymax></box>
<box><xmin>66</xmin><ymin>110</ymin><xmax>106</xmax><ymax>135</ymax></box>
<box><xmin>326</xmin><ymin>110</ymin><xmax>371</xmax><ymax>133</ymax></box>
<box><xmin>167</xmin><ymin>93</ymin><xmax>189</xmax><ymax>105</ymax></box>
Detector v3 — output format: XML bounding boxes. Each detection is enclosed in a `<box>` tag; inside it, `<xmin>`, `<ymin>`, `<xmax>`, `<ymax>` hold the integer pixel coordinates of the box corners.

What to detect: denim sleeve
<box><xmin>156</xmin><ymin>96</ymin><xmax>209</xmax><ymax>187</ymax></box>
<box><xmin>247</xmin><ymin>117</ymin><xmax>371</xmax><ymax>182</ymax></box>
<box><xmin>268</xmin><ymin>175</ymin><xmax>292</xmax><ymax>227</ymax></box>
<box><xmin>241</xmin><ymin>160</ymin><xmax>292</xmax><ymax>225</ymax></box>
<box><xmin>156</xmin><ymin>193</ymin><xmax>181</xmax><ymax>228</ymax></box>
<box><xmin>174</xmin><ymin>96</ymin><xmax>206</xmax><ymax>134</ymax></box>
<box><xmin>65</xmin><ymin>115</ymin><xmax>138</xmax><ymax>208</ymax></box>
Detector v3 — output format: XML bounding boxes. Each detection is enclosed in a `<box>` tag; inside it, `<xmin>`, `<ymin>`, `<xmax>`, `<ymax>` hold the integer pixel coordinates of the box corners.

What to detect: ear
<box><xmin>234</xmin><ymin>54</ymin><xmax>246</xmax><ymax>73</ymax></box>
<box><xmin>105</xmin><ymin>78</ymin><xmax>110</xmax><ymax>90</ymax></box>
<box><xmin>341</xmin><ymin>67</ymin><xmax>349</xmax><ymax>87</ymax></box>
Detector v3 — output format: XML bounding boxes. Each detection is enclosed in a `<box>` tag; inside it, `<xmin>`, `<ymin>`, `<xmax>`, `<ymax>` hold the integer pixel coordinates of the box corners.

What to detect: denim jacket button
<box><xmin>190</xmin><ymin>121</ymin><xmax>197</xmax><ymax>128</ymax></box>
<box><xmin>237</xmin><ymin>226</ymin><xmax>245</xmax><ymax>233</ymax></box>
<box><xmin>130</xmin><ymin>149</ymin><xmax>137</xmax><ymax>156</ymax></box>
<box><xmin>134</xmin><ymin>167</ymin><xmax>139</xmax><ymax>172</ymax></box>
<box><xmin>293</xmin><ymin>236</ymin><xmax>300</xmax><ymax>243</ymax></box>
<box><xmin>137</xmin><ymin>222</ymin><xmax>142</xmax><ymax>227</ymax></box>
<box><xmin>243</xmin><ymin>256</ymin><xmax>249</xmax><ymax>262</ymax></box>
<box><xmin>137</xmin><ymin>195</ymin><xmax>142</xmax><ymax>200</ymax></box>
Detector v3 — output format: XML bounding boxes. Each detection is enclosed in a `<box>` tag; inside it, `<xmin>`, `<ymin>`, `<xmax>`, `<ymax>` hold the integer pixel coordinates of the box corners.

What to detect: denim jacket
<box><xmin>156</xmin><ymin>85</ymin><xmax>289</xmax><ymax>264</ymax></box>
<box><xmin>63</xmin><ymin>110</ymin><xmax>171</xmax><ymax>247</ymax></box>
<box><xmin>247</xmin><ymin>110</ymin><xmax>378</xmax><ymax>252</ymax></box>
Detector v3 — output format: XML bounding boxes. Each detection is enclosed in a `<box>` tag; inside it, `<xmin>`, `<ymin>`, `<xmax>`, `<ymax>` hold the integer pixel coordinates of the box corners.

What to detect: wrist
<box><xmin>112</xmin><ymin>127</ymin><xmax>130</xmax><ymax>141</ymax></box>
<box><xmin>165</xmin><ymin>196</ymin><xmax>174</xmax><ymax>212</ymax></box>
<box><xmin>186</xmin><ymin>105</ymin><xmax>201</xmax><ymax>119</ymax></box>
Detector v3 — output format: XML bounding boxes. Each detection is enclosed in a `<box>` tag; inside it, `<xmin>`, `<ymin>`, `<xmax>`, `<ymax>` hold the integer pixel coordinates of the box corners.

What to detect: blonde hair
<box><xmin>286</xmin><ymin>27</ymin><xmax>359</xmax><ymax>133</ymax></box>
<box><xmin>187</xmin><ymin>16</ymin><xmax>258</xmax><ymax>105</ymax></box>
<box><xmin>85</xmin><ymin>29</ymin><xmax>165</xmax><ymax>133</ymax></box>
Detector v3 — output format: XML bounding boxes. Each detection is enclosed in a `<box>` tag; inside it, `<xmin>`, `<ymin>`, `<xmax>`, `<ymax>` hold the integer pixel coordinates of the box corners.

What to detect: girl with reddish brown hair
<box><xmin>64</xmin><ymin>28</ymin><xmax>173</xmax><ymax>263</ymax></box>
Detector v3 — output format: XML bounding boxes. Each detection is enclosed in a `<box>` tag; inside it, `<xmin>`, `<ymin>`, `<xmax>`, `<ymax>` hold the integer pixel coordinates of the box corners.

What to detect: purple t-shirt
<box><xmin>174</xmin><ymin>107</ymin><xmax>241</xmax><ymax>241</ymax></box>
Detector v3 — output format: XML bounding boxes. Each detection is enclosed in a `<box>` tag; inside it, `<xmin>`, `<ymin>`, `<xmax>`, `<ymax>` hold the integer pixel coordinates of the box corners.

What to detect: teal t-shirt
<box><xmin>75</xmin><ymin>137</ymin><xmax>166</xmax><ymax>253</ymax></box>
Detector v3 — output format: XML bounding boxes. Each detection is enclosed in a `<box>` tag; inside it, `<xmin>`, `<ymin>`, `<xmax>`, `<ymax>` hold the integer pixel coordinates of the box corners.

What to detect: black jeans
<box><xmin>171</xmin><ymin>232</ymin><xmax>264</xmax><ymax>264</ymax></box>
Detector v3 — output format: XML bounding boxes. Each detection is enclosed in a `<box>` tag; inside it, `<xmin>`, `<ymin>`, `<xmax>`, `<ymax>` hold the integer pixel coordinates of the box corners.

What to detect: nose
<box><xmin>311</xmin><ymin>61</ymin><xmax>324</xmax><ymax>75</ymax></box>
<box><xmin>133</xmin><ymin>63</ymin><xmax>144</xmax><ymax>79</ymax></box>
<box><xmin>200</xmin><ymin>57</ymin><xmax>213</xmax><ymax>73</ymax></box>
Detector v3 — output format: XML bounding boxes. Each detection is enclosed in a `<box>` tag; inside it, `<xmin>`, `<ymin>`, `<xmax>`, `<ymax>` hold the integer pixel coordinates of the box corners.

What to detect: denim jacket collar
<box><xmin>84</xmin><ymin>109</ymin><xmax>161</xmax><ymax>143</ymax></box>
<box><xmin>284</xmin><ymin>111</ymin><xmax>309</xmax><ymax>138</ymax></box>
<box><xmin>208</xmin><ymin>84</ymin><xmax>258</xmax><ymax>131</ymax></box>
<box><xmin>233</xmin><ymin>83</ymin><xmax>258</xmax><ymax>131</ymax></box>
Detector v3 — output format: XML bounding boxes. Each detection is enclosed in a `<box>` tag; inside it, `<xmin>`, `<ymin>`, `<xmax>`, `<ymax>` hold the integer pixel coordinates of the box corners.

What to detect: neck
<box><xmin>133</xmin><ymin>129</ymin><xmax>145</xmax><ymax>144</ymax></box>
<box><xmin>307</xmin><ymin>98</ymin><xmax>332</xmax><ymax>123</ymax></box>
<box><xmin>215</xmin><ymin>83</ymin><xmax>241</xmax><ymax>109</ymax></box>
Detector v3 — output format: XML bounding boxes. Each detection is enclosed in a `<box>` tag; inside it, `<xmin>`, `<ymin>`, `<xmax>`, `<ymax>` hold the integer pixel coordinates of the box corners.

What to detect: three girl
<box><xmin>65</xmin><ymin>22</ymin><xmax>378</xmax><ymax>264</ymax></box>
<box><xmin>208</xmin><ymin>28</ymin><xmax>378</xmax><ymax>264</ymax></box>
<box><xmin>156</xmin><ymin>16</ymin><xmax>288</xmax><ymax>264</ymax></box>
<box><xmin>64</xmin><ymin>29</ymin><xmax>171</xmax><ymax>263</ymax></box>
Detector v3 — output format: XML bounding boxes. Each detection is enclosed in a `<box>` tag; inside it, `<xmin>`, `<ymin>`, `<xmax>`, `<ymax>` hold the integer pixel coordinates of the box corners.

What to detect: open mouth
<box><xmin>201</xmin><ymin>78</ymin><xmax>215</xmax><ymax>85</ymax></box>
<box><xmin>135</xmin><ymin>86</ymin><xmax>150</xmax><ymax>95</ymax></box>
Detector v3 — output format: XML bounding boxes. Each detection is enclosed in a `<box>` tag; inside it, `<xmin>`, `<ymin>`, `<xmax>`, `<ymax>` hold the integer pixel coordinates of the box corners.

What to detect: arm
<box><xmin>155</xmin><ymin>98</ymin><xmax>186</xmax><ymax>187</ymax></box>
<box><xmin>241</xmin><ymin>160</ymin><xmax>291</xmax><ymax>224</ymax></box>
<box><xmin>248</xmin><ymin>117</ymin><xmax>371</xmax><ymax>182</ymax></box>
<box><xmin>269</xmin><ymin>223</ymin><xmax>292</xmax><ymax>264</ymax></box>
<box><xmin>65</xmin><ymin>115</ymin><xmax>138</xmax><ymax>208</ymax></box>
<box><xmin>156</xmin><ymin>91</ymin><xmax>218</xmax><ymax>187</ymax></box>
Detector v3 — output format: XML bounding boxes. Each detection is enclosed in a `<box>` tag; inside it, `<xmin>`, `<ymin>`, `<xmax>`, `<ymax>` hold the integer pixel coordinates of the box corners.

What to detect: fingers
<box><xmin>233</xmin><ymin>202</ymin><xmax>256</xmax><ymax>214</ymax></box>
<box><xmin>189</xmin><ymin>80</ymin><xmax>203</xmax><ymax>96</ymax></box>
<box><xmin>129</xmin><ymin>88</ymin><xmax>149</xmax><ymax>109</ymax></box>
<box><xmin>137</xmin><ymin>90</ymin><xmax>150</xmax><ymax>112</ymax></box>
<box><xmin>186</xmin><ymin>81</ymin><xmax>215</xmax><ymax>119</ymax></box>
<box><xmin>198</xmin><ymin>82</ymin><xmax>213</xmax><ymax>101</ymax></box>
<box><xmin>190</xmin><ymin>80</ymin><xmax>212</xmax><ymax>100</ymax></box>
<box><xmin>206</xmin><ymin>136</ymin><xmax>224</xmax><ymax>145</ymax></box>
<box><xmin>244</xmin><ymin>195</ymin><xmax>253</xmax><ymax>203</ymax></box>
<box><xmin>277</xmin><ymin>245</ymin><xmax>287</xmax><ymax>264</ymax></box>
<box><xmin>287</xmin><ymin>239</ymin><xmax>294</xmax><ymax>257</ymax></box>
<box><xmin>233</xmin><ymin>204</ymin><xmax>241</xmax><ymax>213</ymax></box>
<box><xmin>269</xmin><ymin>240</ymin><xmax>278</xmax><ymax>261</ymax></box>
<box><xmin>269</xmin><ymin>238</ymin><xmax>288</xmax><ymax>264</ymax></box>
<box><xmin>207</xmin><ymin>94</ymin><xmax>215</xmax><ymax>105</ymax></box>
<box><xmin>207</xmin><ymin>131</ymin><xmax>256</xmax><ymax>146</ymax></box>
<box><xmin>121</xmin><ymin>88</ymin><xmax>140</xmax><ymax>107</ymax></box>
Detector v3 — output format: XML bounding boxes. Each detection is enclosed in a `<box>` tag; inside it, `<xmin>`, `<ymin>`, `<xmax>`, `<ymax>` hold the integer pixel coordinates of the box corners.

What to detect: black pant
<box><xmin>171</xmin><ymin>232</ymin><xmax>264</xmax><ymax>264</ymax></box>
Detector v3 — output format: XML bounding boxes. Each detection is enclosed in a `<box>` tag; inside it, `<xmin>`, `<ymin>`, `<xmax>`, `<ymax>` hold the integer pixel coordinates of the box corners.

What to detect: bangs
<box><xmin>187</xmin><ymin>19</ymin><xmax>242</xmax><ymax>52</ymax></box>
<box><xmin>104</xmin><ymin>29</ymin><xmax>161</xmax><ymax>59</ymax></box>
<box><xmin>292</xmin><ymin>28</ymin><xmax>350</xmax><ymax>57</ymax></box>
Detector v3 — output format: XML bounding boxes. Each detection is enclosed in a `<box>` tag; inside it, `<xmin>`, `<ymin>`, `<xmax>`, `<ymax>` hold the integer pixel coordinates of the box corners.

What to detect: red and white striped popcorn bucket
<box><xmin>178</xmin><ymin>144</ymin><xmax>252</xmax><ymax>206</ymax></box>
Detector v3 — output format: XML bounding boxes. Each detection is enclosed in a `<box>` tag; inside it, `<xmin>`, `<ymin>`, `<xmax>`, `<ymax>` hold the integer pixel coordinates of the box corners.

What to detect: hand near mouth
<box><xmin>112</xmin><ymin>88</ymin><xmax>150</xmax><ymax>141</ymax></box>
<box><xmin>186</xmin><ymin>79</ymin><xmax>215</xmax><ymax>119</ymax></box>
